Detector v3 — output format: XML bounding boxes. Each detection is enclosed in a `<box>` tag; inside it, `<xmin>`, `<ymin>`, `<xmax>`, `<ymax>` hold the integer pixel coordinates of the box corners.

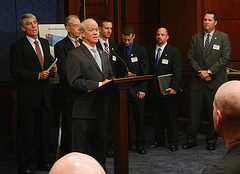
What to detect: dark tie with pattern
<box><xmin>155</xmin><ymin>47</ymin><xmax>161</xmax><ymax>67</ymax></box>
<box><xmin>34</xmin><ymin>40</ymin><xmax>44</xmax><ymax>70</ymax></box>
<box><xmin>104</xmin><ymin>42</ymin><xmax>109</xmax><ymax>57</ymax></box>
<box><xmin>204</xmin><ymin>34</ymin><xmax>210</xmax><ymax>57</ymax></box>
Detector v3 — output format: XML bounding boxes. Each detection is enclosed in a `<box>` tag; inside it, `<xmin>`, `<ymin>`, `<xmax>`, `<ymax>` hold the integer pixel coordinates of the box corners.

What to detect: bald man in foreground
<box><xmin>202</xmin><ymin>80</ymin><xmax>240</xmax><ymax>174</ymax></box>
<box><xmin>49</xmin><ymin>152</ymin><xmax>105</xmax><ymax>174</ymax></box>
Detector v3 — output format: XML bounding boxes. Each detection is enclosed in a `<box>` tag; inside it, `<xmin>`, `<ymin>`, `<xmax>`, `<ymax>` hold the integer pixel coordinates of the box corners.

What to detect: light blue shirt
<box><xmin>204</xmin><ymin>30</ymin><xmax>215</xmax><ymax>47</ymax></box>
<box><xmin>26</xmin><ymin>35</ymin><xmax>44</xmax><ymax>60</ymax></box>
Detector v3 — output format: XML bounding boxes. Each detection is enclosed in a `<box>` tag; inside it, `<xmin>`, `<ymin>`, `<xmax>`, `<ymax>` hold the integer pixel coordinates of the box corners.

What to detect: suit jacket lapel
<box><xmin>24</xmin><ymin>37</ymin><xmax>43</xmax><ymax>70</ymax></box>
<box><xmin>81</xmin><ymin>44</ymin><xmax>103</xmax><ymax>74</ymax></box>
<box><xmin>207</xmin><ymin>30</ymin><xmax>218</xmax><ymax>56</ymax></box>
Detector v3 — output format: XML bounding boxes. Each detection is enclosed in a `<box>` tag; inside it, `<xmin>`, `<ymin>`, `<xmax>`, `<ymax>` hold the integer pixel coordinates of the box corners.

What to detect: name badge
<box><xmin>112</xmin><ymin>55</ymin><xmax>116</xmax><ymax>61</ymax></box>
<box><xmin>162</xmin><ymin>59</ymin><xmax>169</xmax><ymax>64</ymax></box>
<box><xmin>131</xmin><ymin>57</ymin><xmax>138</xmax><ymax>63</ymax></box>
<box><xmin>213</xmin><ymin>44</ymin><xmax>220</xmax><ymax>50</ymax></box>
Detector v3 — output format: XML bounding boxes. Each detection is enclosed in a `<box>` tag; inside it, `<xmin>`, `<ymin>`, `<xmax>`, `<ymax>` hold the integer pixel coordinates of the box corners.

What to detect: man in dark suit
<box><xmin>10</xmin><ymin>13</ymin><xmax>57</xmax><ymax>174</ymax></box>
<box><xmin>66</xmin><ymin>18</ymin><xmax>114</xmax><ymax>168</ymax></box>
<box><xmin>148</xmin><ymin>27</ymin><xmax>182</xmax><ymax>151</ymax></box>
<box><xmin>116</xmin><ymin>26</ymin><xmax>149</xmax><ymax>154</ymax></box>
<box><xmin>97</xmin><ymin>18</ymin><xmax>118</xmax><ymax>75</ymax></box>
<box><xmin>183</xmin><ymin>11</ymin><xmax>231</xmax><ymax>151</ymax></box>
<box><xmin>54</xmin><ymin>15</ymin><xmax>81</xmax><ymax>156</ymax></box>
<box><xmin>202</xmin><ymin>81</ymin><xmax>240</xmax><ymax>174</ymax></box>
<box><xmin>96</xmin><ymin>18</ymin><xmax>118</xmax><ymax>158</ymax></box>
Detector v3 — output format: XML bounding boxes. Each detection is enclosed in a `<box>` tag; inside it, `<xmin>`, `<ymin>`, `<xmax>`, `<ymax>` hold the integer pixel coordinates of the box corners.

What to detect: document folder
<box><xmin>157</xmin><ymin>74</ymin><xmax>173</xmax><ymax>95</ymax></box>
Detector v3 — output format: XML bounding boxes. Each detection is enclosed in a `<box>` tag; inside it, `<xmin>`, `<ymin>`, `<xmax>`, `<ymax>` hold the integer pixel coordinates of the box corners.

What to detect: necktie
<box><xmin>34</xmin><ymin>40</ymin><xmax>44</xmax><ymax>70</ymax></box>
<box><xmin>125</xmin><ymin>46</ymin><xmax>130</xmax><ymax>58</ymax></box>
<box><xmin>155</xmin><ymin>47</ymin><xmax>162</xmax><ymax>66</ymax></box>
<box><xmin>91</xmin><ymin>48</ymin><xmax>102</xmax><ymax>71</ymax></box>
<box><xmin>75</xmin><ymin>39</ymin><xmax>79</xmax><ymax>47</ymax></box>
<box><xmin>104</xmin><ymin>42</ymin><xmax>109</xmax><ymax>57</ymax></box>
<box><xmin>204</xmin><ymin>34</ymin><xmax>210</xmax><ymax>57</ymax></box>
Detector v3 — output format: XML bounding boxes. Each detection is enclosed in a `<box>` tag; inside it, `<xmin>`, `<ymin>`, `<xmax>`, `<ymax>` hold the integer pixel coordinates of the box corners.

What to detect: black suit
<box><xmin>202</xmin><ymin>143</ymin><xmax>240</xmax><ymax>174</ymax></box>
<box><xmin>54</xmin><ymin>36</ymin><xmax>78</xmax><ymax>155</ymax></box>
<box><xmin>117</xmin><ymin>42</ymin><xmax>149</xmax><ymax>146</ymax></box>
<box><xmin>10</xmin><ymin>36</ymin><xmax>53</xmax><ymax>171</ymax></box>
<box><xmin>96</xmin><ymin>40</ymin><xmax>119</xmax><ymax>76</ymax></box>
<box><xmin>148</xmin><ymin>44</ymin><xmax>182</xmax><ymax>145</ymax></box>
<box><xmin>66</xmin><ymin>42</ymin><xmax>113</xmax><ymax>166</ymax></box>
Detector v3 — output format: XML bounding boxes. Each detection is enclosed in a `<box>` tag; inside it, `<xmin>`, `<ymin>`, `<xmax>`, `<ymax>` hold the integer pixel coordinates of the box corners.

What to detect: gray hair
<box><xmin>80</xmin><ymin>18</ymin><xmax>97</xmax><ymax>31</ymax></box>
<box><xmin>64</xmin><ymin>15</ymin><xmax>79</xmax><ymax>27</ymax></box>
<box><xmin>20</xmin><ymin>13</ymin><xmax>37</xmax><ymax>26</ymax></box>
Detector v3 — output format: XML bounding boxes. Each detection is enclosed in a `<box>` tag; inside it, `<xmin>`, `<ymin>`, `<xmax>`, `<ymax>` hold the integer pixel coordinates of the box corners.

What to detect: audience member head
<box><xmin>20</xmin><ymin>13</ymin><xmax>38</xmax><ymax>39</ymax></box>
<box><xmin>80</xmin><ymin>18</ymin><xmax>99</xmax><ymax>47</ymax></box>
<box><xmin>121</xmin><ymin>26</ymin><xmax>135</xmax><ymax>47</ymax></box>
<box><xmin>155</xmin><ymin>27</ymin><xmax>169</xmax><ymax>47</ymax></box>
<box><xmin>98</xmin><ymin>18</ymin><xmax>113</xmax><ymax>41</ymax></box>
<box><xmin>49</xmin><ymin>152</ymin><xmax>106</xmax><ymax>174</ymax></box>
<box><xmin>213</xmin><ymin>80</ymin><xmax>240</xmax><ymax>147</ymax></box>
<box><xmin>203</xmin><ymin>11</ymin><xmax>217</xmax><ymax>33</ymax></box>
<box><xmin>64</xmin><ymin>15</ymin><xmax>81</xmax><ymax>39</ymax></box>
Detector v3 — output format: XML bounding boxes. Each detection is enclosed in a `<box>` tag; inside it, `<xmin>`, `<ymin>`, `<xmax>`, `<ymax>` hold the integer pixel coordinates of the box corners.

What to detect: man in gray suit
<box><xmin>183</xmin><ymin>11</ymin><xmax>231</xmax><ymax>150</ymax></box>
<box><xmin>66</xmin><ymin>18</ymin><xmax>114</xmax><ymax>168</ymax></box>
<box><xmin>202</xmin><ymin>80</ymin><xmax>240</xmax><ymax>174</ymax></box>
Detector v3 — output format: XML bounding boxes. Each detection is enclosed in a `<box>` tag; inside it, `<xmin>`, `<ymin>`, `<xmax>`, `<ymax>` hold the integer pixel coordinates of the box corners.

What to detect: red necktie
<box><xmin>75</xmin><ymin>39</ymin><xmax>79</xmax><ymax>47</ymax></box>
<box><xmin>34</xmin><ymin>40</ymin><xmax>44</xmax><ymax>69</ymax></box>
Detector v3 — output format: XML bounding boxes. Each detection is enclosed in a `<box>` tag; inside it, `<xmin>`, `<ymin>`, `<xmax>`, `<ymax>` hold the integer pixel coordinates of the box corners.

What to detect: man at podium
<box><xmin>66</xmin><ymin>18</ymin><xmax>114</xmax><ymax>169</ymax></box>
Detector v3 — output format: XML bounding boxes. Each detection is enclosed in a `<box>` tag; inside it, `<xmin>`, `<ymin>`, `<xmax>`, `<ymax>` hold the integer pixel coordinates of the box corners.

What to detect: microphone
<box><xmin>104</xmin><ymin>43</ymin><xmax>132</xmax><ymax>76</ymax></box>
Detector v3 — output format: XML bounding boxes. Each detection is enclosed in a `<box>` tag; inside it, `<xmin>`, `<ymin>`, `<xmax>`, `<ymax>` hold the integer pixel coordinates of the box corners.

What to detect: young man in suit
<box><xmin>96</xmin><ymin>17</ymin><xmax>118</xmax><ymax>158</ymax></box>
<box><xmin>117</xmin><ymin>26</ymin><xmax>149</xmax><ymax>154</ymax></box>
<box><xmin>54</xmin><ymin>15</ymin><xmax>81</xmax><ymax>156</ymax></box>
<box><xmin>183</xmin><ymin>11</ymin><xmax>231</xmax><ymax>151</ymax></box>
<box><xmin>148</xmin><ymin>27</ymin><xmax>182</xmax><ymax>151</ymax></box>
<box><xmin>10</xmin><ymin>13</ymin><xmax>57</xmax><ymax>174</ymax></box>
<box><xmin>202</xmin><ymin>81</ymin><xmax>240</xmax><ymax>173</ymax></box>
<box><xmin>66</xmin><ymin>18</ymin><xmax>114</xmax><ymax>168</ymax></box>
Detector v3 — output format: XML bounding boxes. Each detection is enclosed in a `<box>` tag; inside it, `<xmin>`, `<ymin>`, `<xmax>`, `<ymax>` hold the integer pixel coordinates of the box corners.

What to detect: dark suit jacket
<box><xmin>202</xmin><ymin>143</ymin><xmax>240</xmax><ymax>174</ymax></box>
<box><xmin>148</xmin><ymin>44</ymin><xmax>182</xmax><ymax>97</ymax></box>
<box><xmin>117</xmin><ymin>42</ymin><xmax>149</xmax><ymax>98</ymax></box>
<box><xmin>66</xmin><ymin>43</ymin><xmax>114</xmax><ymax>119</ymax></box>
<box><xmin>54</xmin><ymin>36</ymin><xmax>77</xmax><ymax>103</ymax></box>
<box><xmin>96</xmin><ymin>40</ymin><xmax>119</xmax><ymax>75</ymax></box>
<box><xmin>10</xmin><ymin>36</ymin><xmax>53</xmax><ymax>108</ymax></box>
<box><xmin>188</xmin><ymin>30</ymin><xmax>231</xmax><ymax>90</ymax></box>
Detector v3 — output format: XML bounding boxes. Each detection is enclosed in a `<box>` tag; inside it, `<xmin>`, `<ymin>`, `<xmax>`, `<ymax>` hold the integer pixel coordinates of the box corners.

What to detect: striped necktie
<box><xmin>204</xmin><ymin>34</ymin><xmax>210</xmax><ymax>57</ymax></box>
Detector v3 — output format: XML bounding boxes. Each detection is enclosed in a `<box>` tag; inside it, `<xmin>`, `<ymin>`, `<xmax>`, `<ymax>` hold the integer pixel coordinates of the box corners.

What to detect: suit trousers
<box><xmin>16</xmin><ymin>99</ymin><xmax>49</xmax><ymax>170</ymax></box>
<box><xmin>128</xmin><ymin>95</ymin><xmax>146</xmax><ymax>146</ymax></box>
<box><xmin>187</xmin><ymin>84</ymin><xmax>218</xmax><ymax>144</ymax></box>
<box><xmin>153</xmin><ymin>95</ymin><xmax>178</xmax><ymax>145</ymax></box>
<box><xmin>60</xmin><ymin>102</ymin><xmax>73</xmax><ymax>155</ymax></box>
<box><xmin>72</xmin><ymin>117</ymin><xmax>107</xmax><ymax>167</ymax></box>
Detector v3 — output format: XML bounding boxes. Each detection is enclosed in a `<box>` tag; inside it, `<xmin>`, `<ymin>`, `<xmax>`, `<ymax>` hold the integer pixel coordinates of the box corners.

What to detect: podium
<box><xmin>86</xmin><ymin>75</ymin><xmax>152</xmax><ymax>174</ymax></box>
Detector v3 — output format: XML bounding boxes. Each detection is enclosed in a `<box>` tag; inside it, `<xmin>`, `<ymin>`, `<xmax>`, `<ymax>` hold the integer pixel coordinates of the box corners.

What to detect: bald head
<box><xmin>49</xmin><ymin>152</ymin><xmax>106</xmax><ymax>174</ymax></box>
<box><xmin>214</xmin><ymin>80</ymin><xmax>240</xmax><ymax>121</ymax></box>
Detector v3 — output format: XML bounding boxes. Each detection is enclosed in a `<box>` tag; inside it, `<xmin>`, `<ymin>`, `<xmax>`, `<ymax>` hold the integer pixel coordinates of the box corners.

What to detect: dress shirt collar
<box><xmin>155</xmin><ymin>42</ymin><xmax>167</xmax><ymax>55</ymax></box>
<box><xmin>68</xmin><ymin>35</ymin><xmax>80</xmax><ymax>47</ymax></box>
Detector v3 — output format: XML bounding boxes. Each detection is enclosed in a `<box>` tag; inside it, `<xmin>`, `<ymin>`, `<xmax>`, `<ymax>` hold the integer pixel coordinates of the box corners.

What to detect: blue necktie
<box><xmin>91</xmin><ymin>48</ymin><xmax>102</xmax><ymax>72</ymax></box>
<box><xmin>155</xmin><ymin>48</ymin><xmax>162</xmax><ymax>66</ymax></box>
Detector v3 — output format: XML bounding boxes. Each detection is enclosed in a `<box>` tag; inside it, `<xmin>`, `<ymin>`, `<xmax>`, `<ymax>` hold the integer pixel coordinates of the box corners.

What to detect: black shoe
<box><xmin>148</xmin><ymin>141</ymin><xmax>165</xmax><ymax>148</ymax></box>
<box><xmin>207</xmin><ymin>143</ymin><xmax>216</xmax><ymax>151</ymax></box>
<box><xmin>19</xmin><ymin>169</ymin><xmax>35</xmax><ymax>174</ymax></box>
<box><xmin>182</xmin><ymin>142</ymin><xmax>197</xmax><ymax>149</ymax></box>
<box><xmin>136</xmin><ymin>146</ymin><xmax>146</xmax><ymax>154</ymax></box>
<box><xmin>170</xmin><ymin>145</ymin><xmax>178</xmax><ymax>152</ymax></box>
<box><xmin>37</xmin><ymin>163</ymin><xmax>51</xmax><ymax>171</ymax></box>
<box><xmin>106</xmin><ymin>148</ymin><xmax>114</xmax><ymax>158</ymax></box>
